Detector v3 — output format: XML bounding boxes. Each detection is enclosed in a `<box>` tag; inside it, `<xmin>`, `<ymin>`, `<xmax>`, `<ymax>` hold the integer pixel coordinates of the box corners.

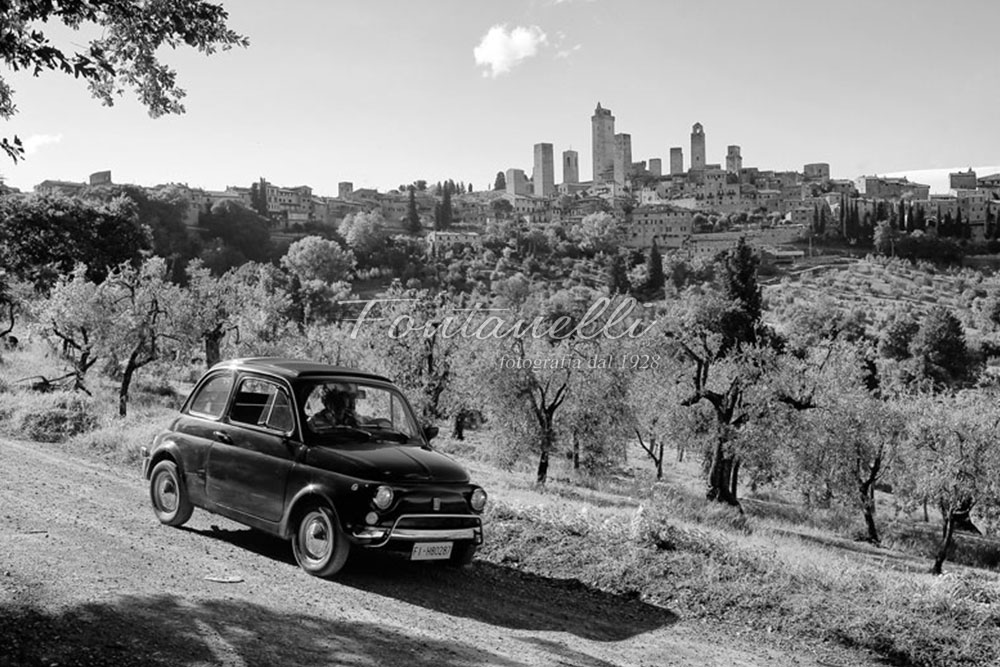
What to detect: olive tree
<box><xmin>894</xmin><ymin>391</ymin><xmax>1000</xmax><ymax>574</ymax></box>
<box><xmin>776</xmin><ymin>341</ymin><xmax>903</xmax><ymax>543</ymax></box>
<box><xmin>32</xmin><ymin>265</ymin><xmax>107</xmax><ymax>393</ymax></box>
<box><xmin>99</xmin><ymin>258</ymin><xmax>185</xmax><ymax>416</ymax></box>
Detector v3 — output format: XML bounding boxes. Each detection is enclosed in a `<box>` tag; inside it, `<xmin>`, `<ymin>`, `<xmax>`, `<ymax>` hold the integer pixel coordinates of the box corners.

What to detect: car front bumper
<box><xmin>352</xmin><ymin>513</ymin><xmax>483</xmax><ymax>547</ymax></box>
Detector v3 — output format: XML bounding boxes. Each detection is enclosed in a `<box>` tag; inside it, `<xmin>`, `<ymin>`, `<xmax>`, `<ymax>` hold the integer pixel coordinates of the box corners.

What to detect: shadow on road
<box><xmin>183</xmin><ymin>524</ymin><xmax>297</xmax><ymax>566</ymax></box>
<box><xmin>0</xmin><ymin>594</ymin><xmax>523</xmax><ymax>667</ymax></box>
<box><xmin>187</xmin><ymin>525</ymin><xmax>677</xmax><ymax>642</ymax></box>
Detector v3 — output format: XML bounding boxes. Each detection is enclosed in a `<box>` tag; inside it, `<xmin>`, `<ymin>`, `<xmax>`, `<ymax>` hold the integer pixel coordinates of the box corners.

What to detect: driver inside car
<box><xmin>308</xmin><ymin>385</ymin><xmax>359</xmax><ymax>430</ymax></box>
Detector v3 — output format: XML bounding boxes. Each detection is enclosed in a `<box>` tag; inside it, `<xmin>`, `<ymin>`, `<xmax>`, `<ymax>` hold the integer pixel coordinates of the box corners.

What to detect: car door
<box><xmin>206</xmin><ymin>375</ymin><xmax>296</xmax><ymax>523</ymax></box>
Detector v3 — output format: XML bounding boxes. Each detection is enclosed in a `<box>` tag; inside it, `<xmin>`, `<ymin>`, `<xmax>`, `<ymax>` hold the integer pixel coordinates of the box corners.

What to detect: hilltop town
<box><xmin>10</xmin><ymin>101</ymin><xmax>1000</xmax><ymax>267</ymax></box>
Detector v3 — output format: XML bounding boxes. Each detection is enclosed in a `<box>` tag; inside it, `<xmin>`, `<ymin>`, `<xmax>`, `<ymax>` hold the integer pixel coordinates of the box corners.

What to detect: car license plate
<box><xmin>411</xmin><ymin>542</ymin><xmax>452</xmax><ymax>561</ymax></box>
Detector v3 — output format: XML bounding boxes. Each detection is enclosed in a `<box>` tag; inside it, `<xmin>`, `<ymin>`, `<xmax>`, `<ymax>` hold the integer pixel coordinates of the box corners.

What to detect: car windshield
<box><xmin>303</xmin><ymin>380</ymin><xmax>421</xmax><ymax>443</ymax></box>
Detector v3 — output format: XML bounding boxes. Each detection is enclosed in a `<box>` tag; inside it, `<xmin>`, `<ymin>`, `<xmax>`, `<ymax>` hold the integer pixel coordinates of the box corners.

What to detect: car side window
<box><xmin>230</xmin><ymin>378</ymin><xmax>294</xmax><ymax>434</ymax></box>
<box><xmin>188</xmin><ymin>373</ymin><xmax>234</xmax><ymax>419</ymax></box>
<box><xmin>262</xmin><ymin>387</ymin><xmax>295</xmax><ymax>433</ymax></box>
<box><xmin>390</xmin><ymin>395</ymin><xmax>417</xmax><ymax>438</ymax></box>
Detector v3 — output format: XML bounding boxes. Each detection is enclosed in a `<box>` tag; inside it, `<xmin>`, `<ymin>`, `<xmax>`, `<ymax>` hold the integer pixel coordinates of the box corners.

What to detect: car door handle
<box><xmin>212</xmin><ymin>431</ymin><xmax>233</xmax><ymax>445</ymax></box>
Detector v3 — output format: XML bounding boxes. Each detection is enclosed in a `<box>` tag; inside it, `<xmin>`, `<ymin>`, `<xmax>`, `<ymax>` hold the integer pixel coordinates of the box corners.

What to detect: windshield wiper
<box><xmin>367</xmin><ymin>429</ymin><xmax>413</xmax><ymax>443</ymax></box>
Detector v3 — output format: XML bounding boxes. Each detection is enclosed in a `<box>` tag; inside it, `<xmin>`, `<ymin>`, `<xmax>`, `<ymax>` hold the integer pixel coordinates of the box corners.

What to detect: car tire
<box><xmin>448</xmin><ymin>542</ymin><xmax>477</xmax><ymax>568</ymax></box>
<box><xmin>149</xmin><ymin>460</ymin><xmax>194</xmax><ymax>527</ymax></box>
<box><xmin>292</xmin><ymin>505</ymin><xmax>350</xmax><ymax>577</ymax></box>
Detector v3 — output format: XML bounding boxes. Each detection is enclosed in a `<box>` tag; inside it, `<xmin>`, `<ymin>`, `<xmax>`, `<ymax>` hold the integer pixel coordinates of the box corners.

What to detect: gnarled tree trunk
<box><xmin>706</xmin><ymin>437</ymin><xmax>741</xmax><ymax>508</ymax></box>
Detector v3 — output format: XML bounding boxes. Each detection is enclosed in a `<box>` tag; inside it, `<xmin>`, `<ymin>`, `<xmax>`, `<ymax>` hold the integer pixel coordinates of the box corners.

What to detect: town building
<box><xmin>627</xmin><ymin>204</ymin><xmax>692</xmax><ymax>249</ymax></box>
<box><xmin>854</xmin><ymin>175</ymin><xmax>930</xmax><ymax>200</ymax></box>
<box><xmin>803</xmin><ymin>163</ymin><xmax>830</xmax><ymax>182</ymax></box>
<box><xmin>950</xmin><ymin>169</ymin><xmax>978</xmax><ymax>191</ymax></box>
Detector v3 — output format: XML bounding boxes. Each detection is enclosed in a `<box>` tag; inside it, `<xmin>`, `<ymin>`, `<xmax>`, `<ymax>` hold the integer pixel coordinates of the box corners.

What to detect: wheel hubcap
<box><xmin>303</xmin><ymin>515</ymin><xmax>331</xmax><ymax>561</ymax></box>
<box><xmin>156</xmin><ymin>475</ymin><xmax>177</xmax><ymax>512</ymax></box>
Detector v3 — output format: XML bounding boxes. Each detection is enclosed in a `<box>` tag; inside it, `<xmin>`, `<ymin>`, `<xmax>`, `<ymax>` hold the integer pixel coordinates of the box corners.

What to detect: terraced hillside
<box><xmin>763</xmin><ymin>256</ymin><xmax>1000</xmax><ymax>344</ymax></box>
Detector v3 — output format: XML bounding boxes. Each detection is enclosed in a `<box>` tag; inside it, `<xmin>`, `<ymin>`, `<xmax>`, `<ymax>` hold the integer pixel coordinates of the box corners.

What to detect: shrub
<box><xmin>15</xmin><ymin>394</ymin><xmax>98</xmax><ymax>442</ymax></box>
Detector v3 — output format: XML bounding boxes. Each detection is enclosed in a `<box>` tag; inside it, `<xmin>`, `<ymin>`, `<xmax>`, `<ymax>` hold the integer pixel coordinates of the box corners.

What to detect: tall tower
<box><xmin>726</xmin><ymin>145</ymin><xmax>742</xmax><ymax>174</ymax></box>
<box><xmin>690</xmin><ymin>123</ymin><xmax>705</xmax><ymax>171</ymax></box>
<box><xmin>591</xmin><ymin>103</ymin><xmax>615</xmax><ymax>184</ymax></box>
<box><xmin>613</xmin><ymin>134</ymin><xmax>632</xmax><ymax>187</ymax></box>
<box><xmin>562</xmin><ymin>150</ymin><xmax>579</xmax><ymax>184</ymax></box>
<box><xmin>533</xmin><ymin>143</ymin><xmax>555</xmax><ymax>197</ymax></box>
<box><xmin>648</xmin><ymin>158</ymin><xmax>662</xmax><ymax>177</ymax></box>
<box><xmin>505</xmin><ymin>168</ymin><xmax>529</xmax><ymax>196</ymax></box>
<box><xmin>669</xmin><ymin>147</ymin><xmax>683</xmax><ymax>175</ymax></box>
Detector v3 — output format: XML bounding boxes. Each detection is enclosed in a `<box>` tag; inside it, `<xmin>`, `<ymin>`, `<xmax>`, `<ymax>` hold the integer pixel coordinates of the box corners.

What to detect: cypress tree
<box><xmin>718</xmin><ymin>237</ymin><xmax>762</xmax><ymax>352</ymax></box>
<box><xmin>606</xmin><ymin>252</ymin><xmax>631</xmax><ymax>296</ymax></box>
<box><xmin>435</xmin><ymin>188</ymin><xmax>453</xmax><ymax>230</ymax></box>
<box><xmin>406</xmin><ymin>186</ymin><xmax>421</xmax><ymax>234</ymax></box>
<box><xmin>646</xmin><ymin>239</ymin><xmax>665</xmax><ymax>295</ymax></box>
<box><xmin>494</xmin><ymin>172</ymin><xmax>506</xmax><ymax>191</ymax></box>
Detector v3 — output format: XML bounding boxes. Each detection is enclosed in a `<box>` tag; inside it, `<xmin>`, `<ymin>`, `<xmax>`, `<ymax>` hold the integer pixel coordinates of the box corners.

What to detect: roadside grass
<box><xmin>474</xmin><ymin>466</ymin><xmax>1000</xmax><ymax>666</ymax></box>
<box><xmin>437</xmin><ymin>430</ymin><xmax>1000</xmax><ymax>666</ymax></box>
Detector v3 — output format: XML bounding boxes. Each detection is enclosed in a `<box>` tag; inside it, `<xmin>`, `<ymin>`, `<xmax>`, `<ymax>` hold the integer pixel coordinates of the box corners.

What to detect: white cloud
<box><xmin>473</xmin><ymin>25</ymin><xmax>548</xmax><ymax>78</ymax></box>
<box><xmin>22</xmin><ymin>133</ymin><xmax>63</xmax><ymax>155</ymax></box>
<box><xmin>556</xmin><ymin>44</ymin><xmax>582</xmax><ymax>59</ymax></box>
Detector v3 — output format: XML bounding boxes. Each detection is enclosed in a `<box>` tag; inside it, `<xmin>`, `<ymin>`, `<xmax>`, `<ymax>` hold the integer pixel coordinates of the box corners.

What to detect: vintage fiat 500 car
<box><xmin>141</xmin><ymin>358</ymin><xmax>486</xmax><ymax>577</ymax></box>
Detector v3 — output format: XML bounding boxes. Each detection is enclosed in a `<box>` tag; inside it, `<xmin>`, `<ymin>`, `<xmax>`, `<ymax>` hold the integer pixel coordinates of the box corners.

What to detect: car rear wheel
<box><xmin>292</xmin><ymin>506</ymin><xmax>350</xmax><ymax>577</ymax></box>
<box><xmin>149</xmin><ymin>460</ymin><xmax>193</xmax><ymax>527</ymax></box>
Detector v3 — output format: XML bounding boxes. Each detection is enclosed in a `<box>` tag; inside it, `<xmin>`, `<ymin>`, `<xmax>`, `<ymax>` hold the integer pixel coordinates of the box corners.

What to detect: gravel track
<box><xmin>1</xmin><ymin>436</ymin><xmax>859</xmax><ymax>666</ymax></box>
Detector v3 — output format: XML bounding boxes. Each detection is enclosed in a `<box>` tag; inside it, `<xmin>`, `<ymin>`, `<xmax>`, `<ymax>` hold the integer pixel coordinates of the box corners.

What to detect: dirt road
<box><xmin>1</xmin><ymin>436</ymin><xmax>857</xmax><ymax>666</ymax></box>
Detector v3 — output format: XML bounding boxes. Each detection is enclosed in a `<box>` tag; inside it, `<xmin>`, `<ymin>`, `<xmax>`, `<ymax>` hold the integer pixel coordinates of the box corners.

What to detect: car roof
<box><xmin>212</xmin><ymin>357</ymin><xmax>392</xmax><ymax>383</ymax></box>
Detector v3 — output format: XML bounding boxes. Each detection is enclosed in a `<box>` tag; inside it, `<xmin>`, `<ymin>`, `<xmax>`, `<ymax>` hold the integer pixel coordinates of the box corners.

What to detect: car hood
<box><xmin>304</xmin><ymin>443</ymin><xmax>470</xmax><ymax>483</ymax></box>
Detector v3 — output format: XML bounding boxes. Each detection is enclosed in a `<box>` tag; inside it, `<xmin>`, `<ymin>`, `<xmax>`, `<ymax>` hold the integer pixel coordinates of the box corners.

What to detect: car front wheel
<box><xmin>149</xmin><ymin>460</ymin><xmax>194</xmax><ymax>527</ymax></box>
<box><xmin>292</xmin><ymin>506</ymin><xmax>350</xmax><ymax>577</ymax></box>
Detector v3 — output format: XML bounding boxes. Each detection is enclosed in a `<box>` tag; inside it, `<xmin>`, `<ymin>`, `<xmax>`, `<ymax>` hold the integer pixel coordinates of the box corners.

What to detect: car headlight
<box><xmin>470</xmin><ymin>487</ymin><xmax>487</xmax><ymax>512</ymax></box>
<box><xmin>373</xmin><ymin>485</ymin><xmax>394</xmax><ymax>510</ymax></box>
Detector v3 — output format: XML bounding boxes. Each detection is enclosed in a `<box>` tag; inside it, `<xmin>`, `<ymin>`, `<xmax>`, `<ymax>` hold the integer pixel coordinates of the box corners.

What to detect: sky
<box><xmin>2</xmin><ymin>0</ymin><xmax>998</xmax><ymax>196</ymax></box>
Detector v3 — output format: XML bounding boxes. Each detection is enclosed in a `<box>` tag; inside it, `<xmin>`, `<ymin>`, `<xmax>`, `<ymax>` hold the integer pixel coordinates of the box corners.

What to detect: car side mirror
<box><xmin>423</xmin><ymin>424</ymin><xmax>439</xmax><ymax>441</ymax></box>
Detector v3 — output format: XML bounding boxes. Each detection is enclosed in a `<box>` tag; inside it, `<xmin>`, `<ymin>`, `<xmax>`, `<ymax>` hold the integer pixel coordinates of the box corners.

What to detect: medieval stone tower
<box><xmin>591</xmin><ymin>103</ymin><xmax>615</xmax><ymax>184</ymax></box>
<box><xmin>613</xmin><ymin>133</ymin><xmax>632</xmax><ymax>187</ymax></box>
<box><xmin>669</xmin><ymin>147</ymin><xmax>683</xmax><ymax>175</ymax></box>
<box><xmin>533</xmin><ymin>143</ymin><xmax>555</xmax><ymax>197</ymax></box>
<box><xmin>690</xmin><ymin>123</ymin><xmax>706</xmax><ymax>171</ymax></box>
<box><xmin>563</xmin><ymin>150</ymin><xmax>579</xmax><ymax>184</ymax></box>
<box><xmin>726</xmin><ymin>145</ymin><xmax>742</xmax><ymax>174</ymax></box>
